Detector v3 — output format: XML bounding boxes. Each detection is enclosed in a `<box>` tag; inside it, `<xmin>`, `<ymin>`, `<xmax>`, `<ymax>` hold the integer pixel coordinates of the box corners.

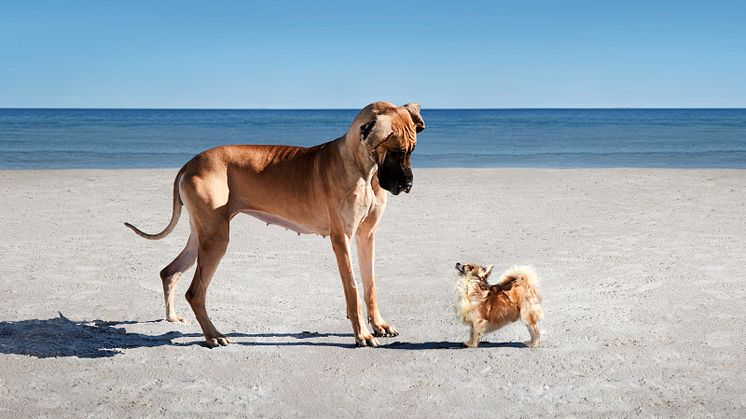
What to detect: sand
<box><xmin>1</xmin><ymin>168</ymin><xmax>745</xmax><ymax>417</ymax></box>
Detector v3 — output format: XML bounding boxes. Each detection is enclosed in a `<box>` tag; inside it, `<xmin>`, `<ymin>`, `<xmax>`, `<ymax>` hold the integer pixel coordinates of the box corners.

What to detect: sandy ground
<box><xmin>0</xmin><ymin>168</ymin><xmax>745</xmax><ymax>418</ymax></box>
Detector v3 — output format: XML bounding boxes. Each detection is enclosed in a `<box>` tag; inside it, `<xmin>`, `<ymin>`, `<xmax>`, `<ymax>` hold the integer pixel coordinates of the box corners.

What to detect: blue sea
<box><xmin>1</xmin><ymin>109</ymin><xmax>745</xmax><ymax>169</ymax></box>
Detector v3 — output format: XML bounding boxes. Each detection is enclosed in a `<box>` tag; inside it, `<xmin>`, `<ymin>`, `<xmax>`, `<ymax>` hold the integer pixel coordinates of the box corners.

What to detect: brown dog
<box><xmin>125</xmin><ymin>101</ymin><xmax>424</xmax><ymax>347</ymax></box>
<box><xmin>455</xmin><ymin>263</ymin><xmax>543</xmax><ymax>348</ymax></box>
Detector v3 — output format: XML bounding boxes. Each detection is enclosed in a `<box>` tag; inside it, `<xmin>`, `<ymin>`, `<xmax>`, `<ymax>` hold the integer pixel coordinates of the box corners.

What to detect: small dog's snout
<box><xmin>455</xmin><ymin>262</ymin><xmax>463</xmax><ymax>272</ymax></box>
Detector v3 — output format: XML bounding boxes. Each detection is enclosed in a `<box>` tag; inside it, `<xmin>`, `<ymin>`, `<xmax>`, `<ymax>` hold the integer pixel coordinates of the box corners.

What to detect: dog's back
<box><xmin>496</xmin><ymin>266</ymin><xmax>543</xmax><ymax>323</ymax></box>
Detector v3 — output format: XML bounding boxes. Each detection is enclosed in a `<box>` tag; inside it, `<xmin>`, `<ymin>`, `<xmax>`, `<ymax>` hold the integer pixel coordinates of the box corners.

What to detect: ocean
<box><xmin>1</xmin><ymin>108</ymin><xmax>745</xmax><ymax>169</ymax></box>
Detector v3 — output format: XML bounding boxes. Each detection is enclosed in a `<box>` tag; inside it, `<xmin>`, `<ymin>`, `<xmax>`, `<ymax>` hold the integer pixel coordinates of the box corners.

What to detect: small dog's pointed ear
<box><xmin>480</xmin><ymin>264</ymin><xmax>493</xmax><ymax>279</ymax></box>
<box><xmin>359</xmin><ymin>118</ymin><xmax>377</xmax><ymax>143</ymax></box>
<box><xmin>403</xmin><ymin>102</ymin><xmax>425</xmax><ymax>133</ymax></box>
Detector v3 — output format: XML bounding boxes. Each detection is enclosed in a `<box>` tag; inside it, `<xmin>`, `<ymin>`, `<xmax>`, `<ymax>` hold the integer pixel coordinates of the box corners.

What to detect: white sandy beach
<box><xmin>0</xmin><ymin>167</ymin><xmax>745</xmax><ymax>417</ymax></box>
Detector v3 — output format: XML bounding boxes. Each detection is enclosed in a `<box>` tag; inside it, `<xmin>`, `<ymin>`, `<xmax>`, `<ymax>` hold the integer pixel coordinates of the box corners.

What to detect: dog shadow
<box><xmin>0</xmin><ymin>313</ymin><xmax>523</xmax><ymax>357</ymax></box>
<box><xmin>0</xmin><ymin>313</ymin><xmax>362</xmax><ymax>358</ymax></box>
<box><xmin>383</xmin><ymin>341</ymin><xmax>527</xmax><ymax>350</ymax></box>
<box><xmin>231</xmin><ymin>331</ymin><xmax>357</xmax><ymax>349</ymax></box>
<box><xmin>0</xmin><ymin>313</ymin><xmax>199</xmax><ymax>358</ymax></box>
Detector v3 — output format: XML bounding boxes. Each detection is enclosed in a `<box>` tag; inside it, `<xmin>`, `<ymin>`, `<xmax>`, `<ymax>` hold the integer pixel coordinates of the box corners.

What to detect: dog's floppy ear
<box><xmin>403</xmin><ymin>102</ymin><xmax>425</xmax><ymax>133</ymax></box>
<box><xmin>359</xmin><ymin>118</ymin><xmax>377</xmax><ymax>143</ymax></box>
<box><xmin>479</xmin><ymin>264</ymin><xmax>493</xmax><ymax>280</ymax></box>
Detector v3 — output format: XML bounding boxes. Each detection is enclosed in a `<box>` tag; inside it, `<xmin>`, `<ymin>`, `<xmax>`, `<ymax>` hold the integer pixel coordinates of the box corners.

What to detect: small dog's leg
<box><xmin>464</xmin><ymin>322</ymin><xmax>483</xmax><ymax>348</ymax></box>
<box><xmin>524</xmin><ymin>322</ymin><xmax>540</xmax><ymax>348</ymax></box>
<box><xmin>521</xmin><ymin>302</ymin><xmax>543</xmax><ymax>348</ymax></box>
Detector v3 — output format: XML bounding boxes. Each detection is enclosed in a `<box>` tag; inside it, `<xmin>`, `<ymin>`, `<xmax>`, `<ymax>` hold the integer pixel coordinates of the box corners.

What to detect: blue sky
<box><xmin>1</xmin><ymin>1</ymin><xmax>744</xmax><ymax>108</ymax></box>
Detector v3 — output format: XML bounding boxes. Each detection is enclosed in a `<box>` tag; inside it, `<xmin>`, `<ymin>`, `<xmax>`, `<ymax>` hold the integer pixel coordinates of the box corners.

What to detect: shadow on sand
<box><xmin>0</xmin><ymin>313</ymin><xmax>195</xmax><ymax>358</ymax></box>
<box><xmin>0</xmin><ymin>313</ymin><xmax>361</xmax><ymax>358</ymax></box>
<box><xmin>0</xmin><ymin>313</ymin><xmax>525</xmax><ymax>358</ymax></box>
<box><xmin>383</xmin><ymin>341</ymin><xmax>527</xmax><ymax>350</ymax></box>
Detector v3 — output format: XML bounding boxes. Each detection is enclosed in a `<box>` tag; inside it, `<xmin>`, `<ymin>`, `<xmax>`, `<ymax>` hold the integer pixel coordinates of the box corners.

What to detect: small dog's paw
<box><xmin>463</xmin><ymin>341</ymin><xmax>479</xmax><ymax>348</ymax></box>
<box><xmin>523</xmin><ymin>340</ymin><xmax>539</xmax><ymax>348</ymax></box>
<box><xmin>371</xmin><ymin>323</ymin><xmax>399</xmax><ymax>337</ymax></box>
<box><xmin>355</xmin><ymin>334</ymin><xmax>380</xmax><ymax>348</ymax></box>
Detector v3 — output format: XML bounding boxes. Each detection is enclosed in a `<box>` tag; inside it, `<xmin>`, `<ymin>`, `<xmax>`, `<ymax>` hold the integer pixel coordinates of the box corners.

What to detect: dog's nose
<box><xmin>455</xmin><ymin>262</ymin><xmax>462</xmax><ymax>270</ymax></box>
<box><xmin>401</xmin><ymin>180</ymin><xmax>413</xmax><ymax>193</ymax></box>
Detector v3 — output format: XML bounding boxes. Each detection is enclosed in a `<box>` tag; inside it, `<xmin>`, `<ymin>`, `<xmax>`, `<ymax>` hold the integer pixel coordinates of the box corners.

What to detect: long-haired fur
<box><xmin>455</xmin><ymin>263</ymin><xmax>543</xmax><ymax>348</ymax></box>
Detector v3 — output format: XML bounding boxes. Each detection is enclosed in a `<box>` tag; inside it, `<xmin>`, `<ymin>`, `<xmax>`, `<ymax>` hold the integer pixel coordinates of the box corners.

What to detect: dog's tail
<box><xmin>498</xmin><ymin>265</ymin><xmax>538</xmax><ymax>288</ymax></box>
<box><xmin>124</xmin><ymin>168</ymin><xmax>184</xmax><ymax>240</ymax></box>
<box><xmin>500</xmin><ymin>266</ymin><xmax>544</xmax><ymax>323</ymax></box>
<box><xmin>498</xmin><ymin>265</ymin><xmax>542</xmax><ymax>299</ymax></box>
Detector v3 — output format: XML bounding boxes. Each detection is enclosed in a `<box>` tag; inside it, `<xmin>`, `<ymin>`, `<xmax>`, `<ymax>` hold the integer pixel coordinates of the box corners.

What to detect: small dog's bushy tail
<box><xmin>499</xmin><ymin>266</ymin><xmax>544</xmax><ymax>323</ymax></box>
<box><xmin>498</xmin><ymin>265</ymin><xmax>539</xmax><ymax>288</ymax></box>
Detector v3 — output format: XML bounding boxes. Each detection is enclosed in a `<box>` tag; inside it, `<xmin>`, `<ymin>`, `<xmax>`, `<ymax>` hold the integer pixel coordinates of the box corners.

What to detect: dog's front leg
<box><xmin>331</xmin><ymin>233</ymin><xmax>379</xmax><ymax>347</ymax></box>
<box><xmin>464</xmin><ymin>321</ymin><xmax>484</xmax><ymax>348</ymax></box>
<box><xmin>355</xmin><ymin>228</ymin><xmax>398</xmax><ymax>338</ymax></box>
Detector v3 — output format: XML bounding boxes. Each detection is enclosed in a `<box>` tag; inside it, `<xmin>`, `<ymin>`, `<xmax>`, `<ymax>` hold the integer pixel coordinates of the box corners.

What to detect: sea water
<box><xmin>1</xmin><ymin>108</ymin><xmax>745</xmax><ymax>169</ymax></box>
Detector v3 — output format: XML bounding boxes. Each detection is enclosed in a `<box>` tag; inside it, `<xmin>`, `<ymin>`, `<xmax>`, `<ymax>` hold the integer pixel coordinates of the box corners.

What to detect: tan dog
<box><xmin>125</xmin><ymin>101</ymin><xmax>424</xmax><ymax>347</ymax></box>
<box><xmin>455</xmin><ymin>263</ymin><xmax>543</xmax><ymax>348</ymax></box>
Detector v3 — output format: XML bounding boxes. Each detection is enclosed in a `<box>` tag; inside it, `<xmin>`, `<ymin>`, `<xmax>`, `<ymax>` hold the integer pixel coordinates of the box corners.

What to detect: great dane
<box><xmin>125</xmin><ymin>101</ymin><xmax>424</xmax><ymax>347</ymax></box>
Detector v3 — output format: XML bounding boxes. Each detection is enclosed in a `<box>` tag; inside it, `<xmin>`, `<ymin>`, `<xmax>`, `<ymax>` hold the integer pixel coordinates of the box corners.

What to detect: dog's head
<box><xmin>455</xmin><ymin>262</ymin><xmax>493</xmax><ymax>282</ymax></box>
<box><xmin>355</xmin><ymin>102</ymin><xmax>425</xmax><ymax>195</ymax></box>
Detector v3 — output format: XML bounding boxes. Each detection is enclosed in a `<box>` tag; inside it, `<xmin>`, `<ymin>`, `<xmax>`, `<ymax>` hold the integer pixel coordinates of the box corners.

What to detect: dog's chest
<box><xmin>339</xmin><ymin>180</ymin><xmax>381</xmax><ymax>230</ymax></box>
<box><xmin>353</xmin><ymin>178</ymin><xmax>377</xmax><ymax>207</ymax></box>
<box><xmin>455</xmin><ymin>278</ymin><xmax>480</xmax><ymax>324</ymax></box>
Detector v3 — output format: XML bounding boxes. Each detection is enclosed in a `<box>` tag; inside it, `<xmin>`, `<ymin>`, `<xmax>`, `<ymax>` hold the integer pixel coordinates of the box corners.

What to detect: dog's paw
<box><xmin>463</xmin><ymin>341</ymin><xmax>479</xmax><ymax>348</ymax></box>
<box><xmin>355</xmin><ymin>334</ymin><xmax>380</xmax><ymax>348</ymax></box>
<box><xmin>371</xmin><ymin>323</ymin><xmax>399</xmax><ymax>338</ymax></box>
<box><xmin>205</xmin><ymin>335</ymin><xmax>231</xmax><ymax>348</ymax></box>
<box><xmin>523</xmin><ymin>340</ymin><xmax>539</xmax><ymax>348</ymax></box>
<box><xmin>165</xmin><ymin>314</ymin><xmax>187</xmax><ymax>323</ymax></box>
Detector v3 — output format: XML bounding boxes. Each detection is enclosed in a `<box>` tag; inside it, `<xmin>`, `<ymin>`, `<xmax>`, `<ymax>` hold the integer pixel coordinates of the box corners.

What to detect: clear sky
<box><xmin>1</xmin><ymin>1</ymin><xmax>744</xmax><ymax>108</ymax></box>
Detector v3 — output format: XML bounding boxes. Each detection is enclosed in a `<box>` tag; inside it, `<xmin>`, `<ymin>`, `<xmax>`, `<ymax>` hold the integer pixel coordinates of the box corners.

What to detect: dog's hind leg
<box><xmin>159</xmin><ymin>228</ymin><xmax>198</xmax><ymax>323</ymax></box>
<box><xmin>521</xmin><ymin>306</ymin><xmax>542</xmax><ymax>348</ymax></box>
<box><xmin>185</xmin><ymin>221</ymin><xmax>231</xmax><ymax>347</ymax></box>
<box><xmin>524</xmin><ymin>321</ymin><xmax>541</xmax><ymax>348</ymax></box>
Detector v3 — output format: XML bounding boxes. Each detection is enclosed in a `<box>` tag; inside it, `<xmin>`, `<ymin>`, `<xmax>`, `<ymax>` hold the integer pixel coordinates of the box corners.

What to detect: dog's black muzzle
<box><xmin>380</xmin><ymin>175</ymin><xmax>413</xmax><ymax>195</ymax></box>
<box><xmin>378</xmin><ymin>153</ymin><xmax>413</xmax><ymax>195</ymax></box>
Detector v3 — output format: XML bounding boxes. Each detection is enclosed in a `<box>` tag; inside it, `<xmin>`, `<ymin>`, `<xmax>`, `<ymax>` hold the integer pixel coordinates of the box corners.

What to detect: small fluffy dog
<box><xmin>455</xmin><ymin>262</ymin><xmax>543</xmax><ymax>348</ymax></box>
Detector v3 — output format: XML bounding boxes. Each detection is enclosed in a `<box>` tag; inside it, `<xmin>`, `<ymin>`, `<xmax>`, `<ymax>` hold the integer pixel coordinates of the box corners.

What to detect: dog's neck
<box><xmin>341</xmin><ymin>131</ymin><xmax>379</xmax><ymax>183</ymax></box>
